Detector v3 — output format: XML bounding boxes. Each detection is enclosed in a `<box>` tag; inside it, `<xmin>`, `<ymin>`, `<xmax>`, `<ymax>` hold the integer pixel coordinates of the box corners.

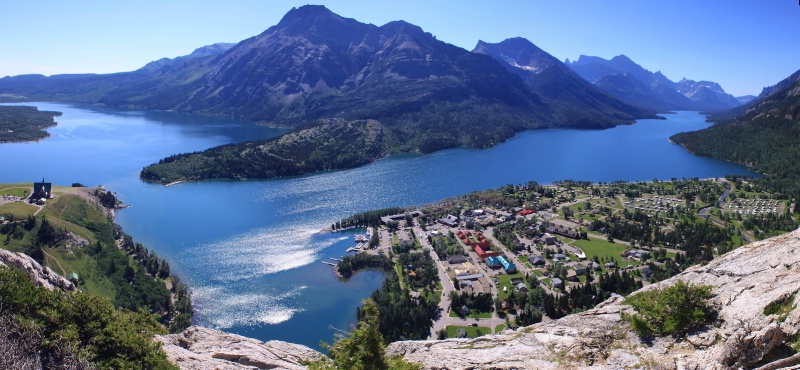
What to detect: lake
<box><xmin>0</xmin><ymin>103</ymin><xmax>756</xmax><ymax>349</ymax></box>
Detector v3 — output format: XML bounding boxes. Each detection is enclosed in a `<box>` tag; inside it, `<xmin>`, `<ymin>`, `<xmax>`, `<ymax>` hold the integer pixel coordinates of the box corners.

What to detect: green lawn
<box><xmin>494</xmin><ymin>324</ymin><xmax>507</xmax><ymax>333</ymax></box>
<box><xmin>445</xmin><ymin>325</ymin><xmax>491</xmax><ymax>339</ymax></box>
<box><xmin>571</xmin><ymin>237</ymin><xmax>630</xmax><ymax>263</ymax></box>
<box><xmin>0</xmin><ymin>202</ymin><xmax>39</xmax><ymax>219</ymax></box>
<box><xmin>449</xmin><ymin>309</ymin><xmax>493</xmax><ymax>319</ymax></box>
<box><xmin>497</xmin><ymin>272</ymin><xmax>526</xmax><ymax>299</ymax></box>
<box><xmin>0</xmin><ymin>184</ymin><xmax>31</xmax><ymax>197</ymax></box>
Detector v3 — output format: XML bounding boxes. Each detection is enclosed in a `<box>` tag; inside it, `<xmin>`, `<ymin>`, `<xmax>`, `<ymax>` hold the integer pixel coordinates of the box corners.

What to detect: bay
<box><xmin>0</xmin><ymin>103</ymin><xmax>756</xmax><ymax>350</ymax></box>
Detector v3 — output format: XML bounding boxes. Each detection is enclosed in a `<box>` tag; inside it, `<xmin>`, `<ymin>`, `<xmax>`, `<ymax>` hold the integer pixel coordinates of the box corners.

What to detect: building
<box><xmin>397</xmin><ymin>231</ymin><xmax>414</xmax><ymax>249</ymax></box>
<box><xmin>380</xmin><ymin>211</ymin><xmax>423</xmax><ymax>225</ymax></box>
<box><xmin>530</xmin><ymin>256</ymin><xmax>546</xmax><ymax>266</ymax></box>
<box><xmin>485</xmin><ymin>256</ymin><xmax>501</xmax><ymax>268</ymax></box>
<box><xmin>541</xmin><ymin>233</ymin><xmax>557</xmax><ymax>246</ymax></box>
<box><xmin>551</xmin><ymin>278</ymin><xmax>564</xmax><ymax>289</ymax></box>
<box><xmin>546</xmin><ymin>225</ymin><xmax>580</xmax><ymax>239</ymax></box>
<box><xmin>447</xmin><ymin>255</ymin><xmax>468</xmax><ymax>264</ymax></box>
<box><xmin>516</xmin><ymin>282</ymin><xmax>528</xmax><ymax>292</ymax></box>
<box><xmin>438</xmin><ymin>214</ymin><xmax>459</xmax><ymax>227</ymax></box>
<box><xmin>474</xmin><ymin>246</ymin><xmax>498</xmax><ymax>260</ymax></box>
<box><xmin>455</xmin><ymin>273</ymin><xmax>483</xmax><ymax>282</ymax></box>
<box><xmin>32</xmin><ymin>178</ymin><xmax>52</xmax><ymax>200</ymax></box>
<box><xmin>553</xmin><ymin>253</ymin><xmax>567</xmax><ymax>261</ymax></box>
<box><xmin>67</xmin><ymin>272</ymin><xmax>79</xmax><ymax>284</ymax></box>
<box><xmin>566</xmin><ymin>270</ymin><xmax>578</xmax><ymax>281</ymax></box>
<box><xmin>497</xmin><ymin>255</ymin><xmax>517</xmax><ymax>273</ymax></box>
<box><xmin>574</xmin><ymin>264</ymin><xmax>587</xmax><ymax>275</ymax></box>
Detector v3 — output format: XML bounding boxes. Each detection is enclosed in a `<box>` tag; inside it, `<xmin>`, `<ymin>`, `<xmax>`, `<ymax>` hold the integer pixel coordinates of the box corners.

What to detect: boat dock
<box><xmin>321</xmin><ymin>261</ymin><xmax>337</xmax><ymax>266</ymax></box>
<box><xmin>330</xmin><ymin>257</ymin><xmax>343</xmax><ymax>262</ymax></box>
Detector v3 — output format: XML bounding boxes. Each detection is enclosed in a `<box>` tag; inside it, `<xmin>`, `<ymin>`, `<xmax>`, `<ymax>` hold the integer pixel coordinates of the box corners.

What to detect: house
<box><xmin>574</xmin><ymin>264</ymin><xmax>587</xmax><ymax>275</ymax></box>
<box><xmin>642</xmin><ymin>268</ymin><xmax>654</xmax><ymax>278</ymax></box>
<box><xmin>438</xmin><ymin>215</ymin><xmax>459</xmax><ymax>227</ymax></box>
<box><xmin>604</xmin><ymin>262</ymin><xmax>616</xmax><ymax>269</ymax></box>
<box><xmin>457</xmin><ymin>328</ymin><xmax>468</xmax><ymax>338</ymax></box>
<box><xmin>566</xmin><ymin>270</ymin><xmax>578</xmax><ymax>281</ymax></box>
<box><xmin>551</xmin><ymin>278</ymin><xmax>564</xmax><ymax>289</ymax></box>
<box><xmin>447</xmin><ymin>255</ymin><xmax>468</xmax><ymax>264</ymax></box>
<box><xmin>510</xmin><ymin>277</ymin><xmax>524</xmax><ymax>285</ymax></box>
<box><xmin>530</xmin><ymin>256</ymin><xmax>546</xmax><ymax>266</ymax></box>
<box><xmin>518</xmin><ymin>209</ymin><xmax>534</xmax><ymax>216</ymax></box>
<box><xmin>516</xmin><ymin>282</ymin><xmax>528</xmax><ymax>292</ymax></box>
<box><xmin>553</xmin><ymin>253</ymin><xmax>566</xmax><ymax>261</ymax></box>
<box><xmin>541</xmin><ymin>233</ymin><xmax>557</xmax><ymax>246</ymax></box>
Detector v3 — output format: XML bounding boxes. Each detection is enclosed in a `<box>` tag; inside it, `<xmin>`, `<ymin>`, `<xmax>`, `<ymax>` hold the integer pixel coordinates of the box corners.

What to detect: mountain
<box><xmin>472</xmin><ymin>38</ymin><xmax>653</xmax><ymax>124</ymax></box>
<box><xmin>676</xmin><ymin>78</ymin><xmax>742</xmax><ymax>110</ymax></box>
<box><xmin>735</xmin><ymin>95</ymin><xmax>756</xmax><ymax>105</ymax></box>
<box><xmin>671</xmin><ymin>67</ymin><xmax>800</xmax><ymax>192</ymax></box>
<box><xmin>137</xmin><ymin>42</ymin><xmax>235</xmax><ymax>73</ymax></box>
<box><xmin>0</xmin><ymin>5</ymin><xmax>657</xmax><ymax>182</ymax></box>
<box><xmin>567</xmin><ymin>55</ymin><xmax>741</xmax><ymax>112</ymax></box>
<box><xmin>0</xmin><ymin>6</ymin><xmax>649</xmax><ymax>133</ymax></box>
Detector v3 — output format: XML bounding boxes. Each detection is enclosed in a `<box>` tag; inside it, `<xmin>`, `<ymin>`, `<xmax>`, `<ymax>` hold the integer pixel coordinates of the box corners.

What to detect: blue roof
<box><xmin>497</xmin><ymin>256</ymin><xmax>516</xmax><ymax>271</ymax></box>
<box><xmin>485</xmin><ymin>256</ymin><xmax>500</xmax><ymax>266</ymax></box>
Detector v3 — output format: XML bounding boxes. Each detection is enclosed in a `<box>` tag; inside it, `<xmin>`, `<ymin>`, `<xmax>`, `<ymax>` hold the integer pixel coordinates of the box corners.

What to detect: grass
<box><xmin>445</xmin><ymin>325</ymin><xmax>491</xmax><ymax>339</ymax></box>
<box><xmin>0</xmin><ymin>202</ymin><xmax>39</xmax><ymax>219</ymax></box>
<box><xmin>449</xmin><ymin>309</ymin><xmax>493</xmax><ymax>319</ymax></box>
<box><xmin>496</xmin><ymin>272</ymin><xmax>525</xmax><ymax>299</ymax></box>
<box><xmin>570</xmin><ymin>237</ymin><xmax>635</xmax><ymax>267</ymax></box>
<box><xmin>0</xmin><ymin>184</ymin><xmax>31</xmax><ymax>197</ymax></box>
<box><xmin>494</xmin><ymin>324</ymin><xmax>507</xmax><ymax>333</ymax></box>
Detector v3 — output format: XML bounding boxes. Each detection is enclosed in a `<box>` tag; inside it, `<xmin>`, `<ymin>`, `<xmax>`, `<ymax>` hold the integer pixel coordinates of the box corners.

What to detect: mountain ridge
<box><xmin>567</xmin><ymin>54</ymin><xmax>741</xmax><ymax>112</ymax></box>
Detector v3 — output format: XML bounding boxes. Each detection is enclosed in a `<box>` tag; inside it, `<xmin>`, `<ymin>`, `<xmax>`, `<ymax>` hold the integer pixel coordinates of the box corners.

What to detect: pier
<box><xmin>321</xmin><ymin>261</ymin><xmax>337</xmax><ymax>266</ymax></box>
<box><xmin>330</xmin><ymin>257</ymin><xmax>343</xmax><ymax>262</ymax></box>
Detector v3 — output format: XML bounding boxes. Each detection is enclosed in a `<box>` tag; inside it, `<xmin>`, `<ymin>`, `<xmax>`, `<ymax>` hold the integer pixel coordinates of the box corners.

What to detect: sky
<box><xmin>3</xmin><ymin>0</ymin><xmax>799</xmax><ymax>96</ymax></box>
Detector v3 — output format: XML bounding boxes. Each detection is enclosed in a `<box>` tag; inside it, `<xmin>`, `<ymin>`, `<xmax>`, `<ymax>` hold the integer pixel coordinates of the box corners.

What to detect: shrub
<box><xmin>621</xmin><ymin>280</ymin><xmax>714</xmax><ymax>337</ymax></box>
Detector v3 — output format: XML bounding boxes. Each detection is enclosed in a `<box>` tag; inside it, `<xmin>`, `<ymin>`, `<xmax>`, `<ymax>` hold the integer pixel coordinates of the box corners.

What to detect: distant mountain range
<box><xmin>566</xmin><ymin>55</ymin><xmax>741</xmax><ymax>112</ymax></box>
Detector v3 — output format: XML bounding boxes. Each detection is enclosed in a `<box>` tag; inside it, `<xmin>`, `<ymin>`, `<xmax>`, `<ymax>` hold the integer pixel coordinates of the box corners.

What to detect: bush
<box><xmin>621</xmin><ymin>280</ymin><xmax>714</xmax><ymax>337</ymax></box>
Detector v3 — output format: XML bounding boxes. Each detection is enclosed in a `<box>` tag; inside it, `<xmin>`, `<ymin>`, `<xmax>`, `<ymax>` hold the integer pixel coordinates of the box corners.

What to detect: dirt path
<box><xmin>43</xmin><ymin>249</ymin><xmax>66</xmax><ymax>276</ymax></box>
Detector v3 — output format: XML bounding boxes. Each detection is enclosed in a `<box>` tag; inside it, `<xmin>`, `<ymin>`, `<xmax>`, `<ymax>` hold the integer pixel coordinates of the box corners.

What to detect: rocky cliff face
<box><xmin>156</xmin><ymin>326</ymin><xmax>323</xmax><ymax>370</ymax></box>
<box><xmin>387</xmin><ymin>228</ymin><xmax>800</xmax><ymax>369</ymax></box>
<box><xmin>0</xmin><ymin>249</ymin><xmax>74</xmax><ymax>291</ymax></box>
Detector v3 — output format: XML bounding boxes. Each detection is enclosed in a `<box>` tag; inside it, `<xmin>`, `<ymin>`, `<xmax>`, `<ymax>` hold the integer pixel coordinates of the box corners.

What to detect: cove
<box><xmin>0</xmin><ymin>103</ymin><xmax>757</xmax><ymax>350</ymax></box>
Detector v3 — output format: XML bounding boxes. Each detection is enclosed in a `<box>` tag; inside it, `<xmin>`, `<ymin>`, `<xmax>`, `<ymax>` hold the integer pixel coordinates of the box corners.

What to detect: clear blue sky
<box><xmin>3</xmin><ymin>0</ymin><xmax>799</xmax><ymax>96</ymax></box>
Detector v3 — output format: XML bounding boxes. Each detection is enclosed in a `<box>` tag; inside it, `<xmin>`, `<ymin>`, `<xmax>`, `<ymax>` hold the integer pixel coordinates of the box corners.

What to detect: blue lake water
<box><xmin>0</xmin><ymin>103</ymin><xmax>756</xmax><ymax>350</ymax></box>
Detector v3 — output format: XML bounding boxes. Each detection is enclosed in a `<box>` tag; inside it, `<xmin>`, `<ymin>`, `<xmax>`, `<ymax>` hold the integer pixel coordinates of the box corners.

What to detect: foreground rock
<box><xmin>388</xmin><ymin>228</ymin><xmax>800</xmax><ymax>369</ymax></box>
<box><xmin>0</xmin><ymin>249</ymin><xmax>74</xmax><ymax>291</ymax></box>
<box><xmin>156</xmin><ymin>326</ymin><xmax>323</xmax><ymax>370</ymax></box>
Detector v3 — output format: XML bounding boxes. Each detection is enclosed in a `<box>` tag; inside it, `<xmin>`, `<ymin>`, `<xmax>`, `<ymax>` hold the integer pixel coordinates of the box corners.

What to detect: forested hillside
<box><xmin>671</xmin><ymin>68</ymin><xmax>800</xmax><ymax>194</ymax></box>
<box><xmin>0</xmin><ymin>105</ymin><xmax>61</xmax><ymax>142</ymax></box>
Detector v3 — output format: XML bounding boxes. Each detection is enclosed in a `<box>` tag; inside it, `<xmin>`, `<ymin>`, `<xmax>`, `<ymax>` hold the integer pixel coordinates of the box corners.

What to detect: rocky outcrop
<box><xmin>155</xmin><ymin>326</ymin><xmax>323</xmax><ymax>370</ymax></box>
<box><xmin>0</xmin><ymin>249</ymin><xmax>74</xmax><ymax>291</ymax></box>
<box><xmin>388</xmin><ymin>228</ymin><xmax>800</xmax><ymax>369</ymax></box>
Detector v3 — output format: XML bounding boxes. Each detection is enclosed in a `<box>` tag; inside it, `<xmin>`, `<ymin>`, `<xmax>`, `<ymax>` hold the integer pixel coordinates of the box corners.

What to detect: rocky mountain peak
<box><xmin>472</xmin><ymin>37</ymin><xmax>561</xmax><ymax>75</ymax></box>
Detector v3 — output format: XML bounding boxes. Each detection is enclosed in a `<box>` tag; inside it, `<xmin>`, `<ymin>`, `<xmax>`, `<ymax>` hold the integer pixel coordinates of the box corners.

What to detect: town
<box><xmin>331</xmin><ymin>177</ymin><xmax>798</xmax><ymax>340</ymax></box>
